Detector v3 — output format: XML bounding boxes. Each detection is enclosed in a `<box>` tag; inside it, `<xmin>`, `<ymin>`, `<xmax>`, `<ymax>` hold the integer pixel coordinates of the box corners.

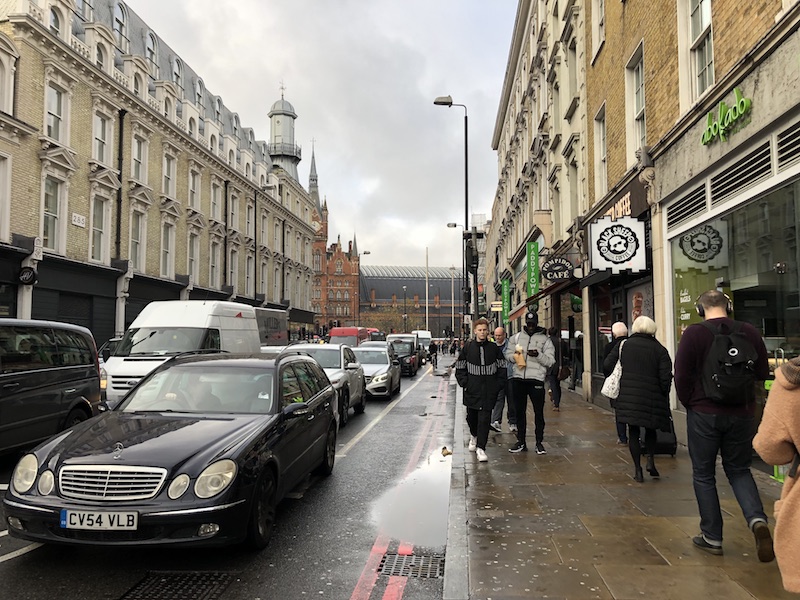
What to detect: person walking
<box><xmin>603</xmin><ymin>322</ymin><xmax>630</xmax><ymax>445</ymax></box>
<box><xmin>546</xmin><ymin>326</ymin><xmax>563</xmax><ymax>412</ymax></box>
<box><xmin>614</xmin><ymin>316</ymin><xmax>672</xmax><ymax>483</ymax></box>
<box><xmin>490</xmin><ymin>326</ymin><xmax>517</xmax><ymax>432</ymax></box>
<box><xmin>505</xmin><ymin>311</ymin><xmax>555</xmax><ymax>455</ymax></box>
<box><xmin>675</xmin><ymin>290</ymin><xmax>774</xmax><ymax>561</ymax></box>
<box><xmin>753</xmin><ymin>356</ymin><xmax>800</xmax><ymax>593</ymax></box>
<box><xmin>455</xmin><ymin>318</ymin><xmax>506</xmax><ymax>463</ymax></box>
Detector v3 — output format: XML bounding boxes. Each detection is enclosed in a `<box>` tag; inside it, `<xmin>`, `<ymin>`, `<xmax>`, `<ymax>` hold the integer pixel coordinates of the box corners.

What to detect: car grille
<box><xmin>109</xmin><ymin>375</ymin><xmax>145</xmax><ymax>392</ymax></box>
<box><xmin>59</xmin><ymin>465</ymin><xmax>167</xmax><ymax>501</ymax></box>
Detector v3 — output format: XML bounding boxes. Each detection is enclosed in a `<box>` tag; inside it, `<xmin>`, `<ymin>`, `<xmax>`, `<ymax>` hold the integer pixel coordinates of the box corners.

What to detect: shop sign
<box><xmin>18</xmin><ymin>266</ymin><xmax>37</xmax><ymax>285</ymax></box>
<box><xmin>541</xmin><ymin>257</ymin><xmax>574</xmax><ymax>281</ymax></box>
<box><xmin>701</xmin><ymin>88</ymin><xmax>752</xmax><ymax>145</ymax></box>
<box><xmin>589</xmin><ymin>216</ymin><xmax>647</xmax><ymax>274</ymax></box>
<box><xmin>501</xmin><ymin>279</ymin><xmax>510</xmax><ymax>324</ymax></box>
<box><xmin>602</xmin><ymin>176</ymin><xmax>649</xmax><ymax>220</ymax></box>
<box><xmin>674</xmin><ymin>222</ymin><xmax>728</xmax><ymax>272</ymax></box>
<box><xmin>526</xmin><ymin>241</ymin><xmax>539</xmax><ymax>298</ymax></box>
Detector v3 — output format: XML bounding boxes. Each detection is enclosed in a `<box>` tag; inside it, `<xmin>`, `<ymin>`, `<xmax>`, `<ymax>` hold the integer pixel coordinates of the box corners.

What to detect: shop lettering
<box><xmin>604</xmin><ymin>191</ymin><xmax>631</xmax><ymax>220</ymax></box>
<box><xmin>701</xmin><ymin>88</ymin><xmax>752</xmax><ymax>145</ymax></box>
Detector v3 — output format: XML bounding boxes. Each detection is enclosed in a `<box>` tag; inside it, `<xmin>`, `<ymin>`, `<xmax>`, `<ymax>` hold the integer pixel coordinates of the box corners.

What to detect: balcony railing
<box><xmin>267</xmin><ymin>142</ymin><xmax>301</xmax><ymax>160</ymax></box>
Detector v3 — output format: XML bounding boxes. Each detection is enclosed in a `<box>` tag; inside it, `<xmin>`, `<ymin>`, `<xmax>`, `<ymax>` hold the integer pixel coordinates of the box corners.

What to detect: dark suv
<box><xmin>391</xmin><ymin>340</ymin><xmax>418</xmax><ymax>376</ymax></box>
<box><xmin>0</xmin><ymin>319</ymin><xmax>101</xmax><ymax>455</ymax></box>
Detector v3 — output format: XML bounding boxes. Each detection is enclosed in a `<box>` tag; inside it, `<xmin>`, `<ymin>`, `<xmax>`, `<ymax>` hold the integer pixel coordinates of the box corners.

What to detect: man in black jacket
<box><xmin>602</xmin><ymin>322</ymin><xmax>629</xmax><ymax>444</ymax></box>
<box><xmin>456</xmin><ymin>318</ymin><xmax>506</xmax><ymax>463</ymax></box>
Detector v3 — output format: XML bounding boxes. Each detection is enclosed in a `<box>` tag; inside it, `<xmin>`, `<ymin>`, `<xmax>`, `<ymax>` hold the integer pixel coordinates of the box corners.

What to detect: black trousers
<box><xmin>465</xmin><ymin>406</ymin><xmax>492</xmax><ymax>450</ymax></box>
<box><xmin>512</xmin><ymin>378</ymin><xmax>546</xmax><ymax>445</ymax></box>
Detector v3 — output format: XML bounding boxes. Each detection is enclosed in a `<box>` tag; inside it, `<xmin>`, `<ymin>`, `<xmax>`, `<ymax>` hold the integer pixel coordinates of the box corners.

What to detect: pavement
<box><xmin>441</xmin><ymin>361</ymin><xmax>794</xmax><ymax>600</ymax></box>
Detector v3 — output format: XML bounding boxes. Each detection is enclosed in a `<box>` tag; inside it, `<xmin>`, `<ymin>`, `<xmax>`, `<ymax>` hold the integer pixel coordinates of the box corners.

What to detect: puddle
<box><xmin>370</xmin><ymin>450</ymin><xmax>452</xmax><ymax>547</ymax></box>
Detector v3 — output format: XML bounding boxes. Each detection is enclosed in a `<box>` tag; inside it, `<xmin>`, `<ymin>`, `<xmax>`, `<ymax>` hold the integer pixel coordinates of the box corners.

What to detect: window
<box><xmin>113</xmin><ymin>3</ymin><xmax>127</xmax><ymax>50</ymax></box>
<box><xmin>245</xmin><ymin>255</ymin><xmax>254</xmax><ymax>296</ymax></box>
<box><xmin>691</xmin><ymin>0</ymin><xmax>714</xmax><ymax>97</ymax></box>
<box><xmin>46</xmin><ymin>84</ymin><xmax>63</xmax><ymax>142</ymax></box>
<box><xmin>313</xmin><ymin>252</ymin><xmax>321</xmax><ymax>272</ymax></box>
<box><xmin>336</xmin><ymin>260</ymin><xmax>343</xmax><ymax>274</ymax></box>
<box><xmin>210</xmin><ymin>240</ymin><xmax>220</xmax><ymax>287</ymax></box>
<box><xmin>211</xmin><ymin>182</ymin><xmax>221</xmax><ymax>220</ymax></box>
<box><xmin>188</xmin><ymin>232</ymin><xmax>199</xmax><ymax>283</ymax></box>
<box><xmin>49</xmin><ymin>8</ymin><xmax>61</xmax><ymax>37</ymax></box>
<box><xmin>90</xmin><ymin>196</ymin><xmax>108</xmax><ymax>262</ymax></box>
<box><xmin>130</xmin><ymin>210</ymin><xmax>144</xmax><ymax>271</ymax></box>
<box><xmin>209</xmin><ymin>134</ymin><xmax>217</xmax><ymax>155</ymax></box>
<box><xmin>161</xmin><ymin>222</ymin><xmax>175</xmax><ymax>278</ymax></box>
<box><xmin>260</xmin><ymin>262</ymin><xmax>268</xmax><ymax>295</ymax></box>
<box><xmin>228</xmin><ymin>149</ymin><xmax>234</xmax><ymax>166</ymax></box>
<box><xmin>164</xmin><ymin>97</ymin><xmax>172</xmax><ymax>121</ymax></box>
<box><xmin>344</xmin><ymin>291</ymin><xmax>350</xmax><ymax>301</ymax></box>
<box><xmin>133</xmin><ymin>74</ymin><xmax>142</xmax><ymax>97</ymax></box>
<box><xmin>594</xmin><ymin>105</ymin><xmax>607</xmax><ymax>197</ymax></box>
<box><xmin>172</xmin><ymin>58</ymin><xmax>183</xmax><ymax>90</ymax></box>
<box><xmin>188</xmin><ymin>170</ymin><xmax>199</xmax><ymax>209</ymax></box>
<box><xmin>229</xmin><ymin>248</ymin><xmax>238</xmax><ymax>290</ymax></box>
<box><xmin>246</xmin><ymin>203</ymin><xmax>254</xmax><ymax>237</ymax></box>
<box><xmin>633</xmin><ymin>58</ymin><xmax>646</xmax><ymax>150</ymax></box>
<box><xmin>132</xmin><ymin>136</ymin><xmax>146</xmax><ymax>181</ymax></box>
<box><xmin>215</xmin><ymin>98</ymin><xmax>221</xmax><ymax>123</ymax></box>
<box><xmin>195</xmin><ymin>80</ymin><xmax>204</xmax><ymax>115</ymax></box>
<box><xmin>42</xmin><ymin>176</ymin><xmax>61</xmax><ymax>251</ymax></box>
<box><xmin>625</xmin><ymin>45</ymin><xmax>646</xmax><ymax>165</ymax></box>
<box><xmin>93</xmin><ymin>113</ymin><xmax>110</xmax><ymax>164</ymax></box>
<box><xmin>145</xmin><ymin>33</ymin><xmax>158</xmax><ymax>77</ymax></box>
<box><xmin>592</xmin><ymin>0</ymin><xmax>605</xmax><ymax>58</ymax></box>
<box><xmin>229</xmin><ymin>195</ymin><xmax>238</xmax><ymax>229</ymax></box>
<box><xmin>163</xmin><ymin>154</ymin><xmax>175</xmax><ymax>197</ymax></box>
<box><xmin>188</xmin><ymin>117</ymin><xmax>195</xmax><ymax>137</ymax></box>
<box><xmin>260</xmin><ymin>211</ymin><xmax>268</xmax><ymax>242</ymax></box>
<box><xmin>76</xmin><ymin>0</ymin><xmax>93</xmax><ymax>21</ymax></box>
<box><xmin>95</xmin><ymin>45</ymin><xmax>105</xmax><ymax>70</ymax></box>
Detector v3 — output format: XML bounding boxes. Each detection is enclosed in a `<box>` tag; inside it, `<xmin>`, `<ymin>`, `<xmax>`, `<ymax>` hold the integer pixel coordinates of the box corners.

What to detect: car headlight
<box><xmin>37</xmin><ymin>470</ymin><xmax>55</xmax><ymax>496</ymax></box>
<box><xmin>168</xmin><ymin>474</ymin><xmax>191</xmax><ymax>499</ymax></box>
<box><xmin>12</xmin><ymin>454</ymin><xmax>38</xmax><ymax>494</ymax></box>
<box><xmin>372</xmin><ymin>373</ymin><xmax>388</xmax><ymax>383</ymax></box>
<box><xmin>194</xmin><ymin>460</ymin><xmax>237</xmax><ymax>499</ymax></box>
<box><xmin>403</xmin><ymin>357</ymin><xmax>411</xmax><ymax>364</ymax></box>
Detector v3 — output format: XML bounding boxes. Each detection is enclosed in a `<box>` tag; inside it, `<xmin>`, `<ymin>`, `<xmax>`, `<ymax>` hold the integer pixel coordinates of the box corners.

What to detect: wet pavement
<box><xmin>443</xmin><ymin>370</ymin><xmax>794</xmax><ymax>600</ymax></box>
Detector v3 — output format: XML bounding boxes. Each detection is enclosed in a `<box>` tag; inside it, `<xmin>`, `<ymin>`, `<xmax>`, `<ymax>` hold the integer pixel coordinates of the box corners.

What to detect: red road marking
<box><xmin>382</xmin><ymin>576</ymin><xmax>406</xmax><ymax>600</ymax></box>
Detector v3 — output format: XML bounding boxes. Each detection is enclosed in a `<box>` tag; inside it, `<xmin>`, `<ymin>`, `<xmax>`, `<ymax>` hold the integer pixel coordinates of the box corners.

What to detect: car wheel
<box><xmin>64</xmin><ymin>407</ymin><xmax>89</xmax><ymax>430</ymax></box>
<box><xmin>354</xmin><ymin>386</ymin><xmax>366</xmax><ymax>414</ymax></box>
<box><xmin>314</xmin><ymin>424</ymin><xmax>337</xmax><ymax>477</ymax></box>
<box><xmin>339</xmin><ymin>390</ymin><xmax>349</xmax><ymax>427</ymax></box>
<box><xmin>245</xmin><ymin>468</ymin><xmax>277</xmax><ymax>550</ymax></box>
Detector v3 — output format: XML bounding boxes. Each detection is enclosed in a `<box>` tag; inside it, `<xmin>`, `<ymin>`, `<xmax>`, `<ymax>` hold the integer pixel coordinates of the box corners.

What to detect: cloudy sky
<box><xmin>127</xmin><ymin>0</ymin><xmax>518</xmax><ymax>270</ymax></box>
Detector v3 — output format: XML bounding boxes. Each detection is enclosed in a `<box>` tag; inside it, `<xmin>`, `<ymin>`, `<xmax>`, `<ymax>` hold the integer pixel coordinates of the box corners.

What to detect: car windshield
<box><xmin>353</xmin><ymin>349</ymin><xmax>388</xmax><ymax>365</ymax></box>
<box><xmin>115</xmin><ymin>327</ymin><xmax>211</xmax><ymax>357</ymax></box>
<box><xmin>299</xmin><ymin>347</ymin><xmax>342</xmax><ymax>369</ymax></box>
<box><xmin>119</xmin><ymin>365</ymin><xmax>275</xmax><ymax>414</ymax></box>
<box><xmin>392</xmin><ymin>342</ymin><xmax>413</xmax><ymax>355</ymax></box>
<box><xmin>329</xmin><ymin>336</ymin><xmax>357</xmax><ymax>346</ymax></box>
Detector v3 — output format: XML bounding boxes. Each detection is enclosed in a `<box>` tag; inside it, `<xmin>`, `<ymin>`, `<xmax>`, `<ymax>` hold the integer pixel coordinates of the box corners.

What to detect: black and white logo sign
<box><xmin>679</xmin><ymin>225</ymin><xmax>723</xmax><ymax>263</ymax></box>
<box><xmin>589</xmin><ymin>216</ymin><xmax>647</xmax><ymax>274</ymax></box>
<box><xmin>541</xmin><ymin>257</ymin><xmax>574</xmax><ymax>281</ymax></box>
<box><xmin>18</xmin><ymin>266</ymin><xmax>37</xmax><ymax>285</ymax></box>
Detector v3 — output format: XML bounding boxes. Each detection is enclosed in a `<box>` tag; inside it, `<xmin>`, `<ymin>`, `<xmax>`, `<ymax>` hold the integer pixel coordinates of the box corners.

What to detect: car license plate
<box><xmin>60</xmin><ymin>510</ymin><xmax>138</xmax><ymax>530</ymax></box>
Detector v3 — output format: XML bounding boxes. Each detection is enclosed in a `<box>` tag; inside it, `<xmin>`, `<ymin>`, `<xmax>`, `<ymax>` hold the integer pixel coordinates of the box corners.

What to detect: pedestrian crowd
<box><xmin>454</xmin><ymin>289</ymin><xmax>800</xmax><ymax>592</ymax></box>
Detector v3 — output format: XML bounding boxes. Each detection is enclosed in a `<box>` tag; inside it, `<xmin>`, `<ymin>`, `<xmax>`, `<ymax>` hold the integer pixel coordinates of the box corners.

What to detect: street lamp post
<box><xmin>447</xmin><ymin>222</ymin><xmax>467</xmax><ymax>340</ymax></box>
<box><xmin>402</xmin><ymin>285</ymin><xmax>408</xmax><ymax>332</ymax></box>
<box><xmin>450</xmin><ymin>266</ymin><xmax>455</xmax><ymax>338</ymax></box>
<box><xmin>357</xmin><ymin>250</ymin><xmax>370</xmax><ymax>327</ymax></box>
<box><xmin>436</xmin><ymin>94</ymin><xmax>472</xmax><ymax>336</ymax></box>
<box><xmin>430</xmin><ymin>284</ymin><xmax>442</xmax><ymax>337</ymax></box>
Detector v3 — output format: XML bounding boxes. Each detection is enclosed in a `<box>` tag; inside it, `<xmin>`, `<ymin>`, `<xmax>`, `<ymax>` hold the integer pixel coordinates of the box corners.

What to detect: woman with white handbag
<box><xmin>609</xmin><ymin>316</ymin><xmax>673</xmax><ymax>482</ymax></box>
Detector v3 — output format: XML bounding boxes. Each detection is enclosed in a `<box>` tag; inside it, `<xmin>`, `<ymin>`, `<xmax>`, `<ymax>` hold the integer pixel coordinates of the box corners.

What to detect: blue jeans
<box><xmin>686</xmin><ymin>410</ymin><xmax>767</xmax><ymax>543</ymax></box>
<box><xmin>491</xmin><ymin>379</ymin><xmax>516</xmax><ymax>425</ymax></box>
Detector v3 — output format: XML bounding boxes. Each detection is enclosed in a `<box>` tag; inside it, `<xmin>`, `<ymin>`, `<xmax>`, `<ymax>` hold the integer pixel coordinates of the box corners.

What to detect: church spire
<box><xmin>352</xmin><ymin>232</ymin><xmax>359</xmax><ymax>256</ymax></box>
<box><xmin>308</xmin><ymin>141</ymin><xmax>321</xmax><ymax>212</ymax></box>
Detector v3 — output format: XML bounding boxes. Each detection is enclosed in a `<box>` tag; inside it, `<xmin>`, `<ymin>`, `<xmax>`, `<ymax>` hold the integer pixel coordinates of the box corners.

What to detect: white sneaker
<box><xmin>490</xmin><ymin>421</ymin><xmax>501</xmax><ymax>432</ymax></box>
<box><xmin>468</xmin><ymin>436</ymin><xmax>477</xmax><ymax>451</ymax></box>
<box><xmin>476</xmin><ymin>448</ymin><xmax>488</xmax><ymax>462</ymax></box>
<box><xmin>509</xmin><ymin>424</ymin><xmax>518</xmax><ymax>433</ymax></box>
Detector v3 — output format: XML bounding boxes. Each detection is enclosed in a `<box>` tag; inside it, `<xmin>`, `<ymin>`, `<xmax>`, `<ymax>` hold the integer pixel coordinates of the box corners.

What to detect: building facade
<box><xmin>0</xmin><ymin>0</ymin><xmax>316</xmax><ymax>344</ymax></box>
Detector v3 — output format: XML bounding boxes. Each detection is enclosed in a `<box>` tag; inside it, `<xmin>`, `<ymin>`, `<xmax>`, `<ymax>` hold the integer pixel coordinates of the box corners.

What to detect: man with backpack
<box><xmin>675</xmin><ymin>290</ymin><xmax>774</xmax><ymax>562</ymax></box>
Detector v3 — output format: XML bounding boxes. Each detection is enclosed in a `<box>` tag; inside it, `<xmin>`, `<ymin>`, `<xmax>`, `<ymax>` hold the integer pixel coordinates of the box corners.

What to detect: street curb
<box><xmin>443</xmin><ymin>371</ymin><xmax>469</xmax><ymax>600</ymax></box>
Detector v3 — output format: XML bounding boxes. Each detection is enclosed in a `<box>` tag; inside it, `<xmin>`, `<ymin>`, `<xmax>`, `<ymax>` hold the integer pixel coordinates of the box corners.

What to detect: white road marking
<box><xmin>0</xmin><ymin>543</ymin><xmax>43</xmax><ymax>563</ymax></box>
<box><xmin>0</xmin><ymin>484</ymin><xmax>8</xmax><ymax>492</ymax></box>
<box><xmin>336</xmin><ymin>374</ymin><xmax>429</xmax><ymax>458</ymax></box>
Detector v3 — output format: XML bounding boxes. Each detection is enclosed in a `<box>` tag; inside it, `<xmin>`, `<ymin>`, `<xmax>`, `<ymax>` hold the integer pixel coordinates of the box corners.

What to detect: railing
<box><xmin>70</xmin><ymin>37</ymin><xmax>90</xmax><ymax>60</ymax></box>
<box><xmin>146</xmin><ymin>95</ymin><xmax>161</xmax><ymax>112</ymax></box>
<box><xmin>28</xmin><ymin>0</ymin><xmax>43</xmax><ymax>23</ymax></box>
<box><xmin>113</xmin><ymin>68</ymin><xmax>129</xmax><ymax>88</ymax></box>
<box><xmin>267</xmin><ymin>142</ymin><xmax>301</xmax><ymax>159</ymax></box>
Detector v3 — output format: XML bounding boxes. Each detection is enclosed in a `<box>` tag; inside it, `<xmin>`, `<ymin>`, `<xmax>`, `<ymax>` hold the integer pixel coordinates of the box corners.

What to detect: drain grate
<box><xmin>120</xmin><ymin>571</ymin><xmax>234</xmax><ymax>600</ymax></box>
<box><xmin>378</xmin><ymin>554</ymin><xmax>445</xmax><ymax>578</ymax></box>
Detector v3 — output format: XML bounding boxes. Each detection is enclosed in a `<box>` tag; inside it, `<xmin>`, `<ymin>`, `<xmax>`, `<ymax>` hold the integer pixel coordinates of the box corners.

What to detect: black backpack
<box><xmin>700</xmin><ymin>321</ymin><xmax>759</xmax><ymax>405</ymax></box>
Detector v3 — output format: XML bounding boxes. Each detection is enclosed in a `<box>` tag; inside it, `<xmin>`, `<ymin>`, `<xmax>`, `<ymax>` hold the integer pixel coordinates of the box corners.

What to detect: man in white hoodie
<box><xmin>505</xmin><ymin>311</ymin><xmax>555</xmax><ymax>454</ymax></box>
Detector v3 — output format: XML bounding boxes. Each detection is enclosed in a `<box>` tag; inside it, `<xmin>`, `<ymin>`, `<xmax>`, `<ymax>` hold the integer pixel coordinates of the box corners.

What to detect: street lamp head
<box><xmin>362</xmin><ymin>250</ymin><xmax>371</xmax><ymax>255</ymax></box>
<box><xmin>433</xmin><ymin>95</ymin><xmax>453</xmax><ymax>107</ymax></box>
<box><xmin>447</xmin><ymin>222</ymin><xmax>458</xmax><ymax>229</ymax></box>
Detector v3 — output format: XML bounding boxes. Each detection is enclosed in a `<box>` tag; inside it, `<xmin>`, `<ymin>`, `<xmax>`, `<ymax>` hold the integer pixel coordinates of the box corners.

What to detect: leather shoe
<box><xmin>646</xmin><ymin>457</ymin><xmax>660</xmax><ymax>478</ymax></box>
<box><xmin>633</xmin><ymin>466</ymin><xmax>644</xmax><ymax>483</ymax></box>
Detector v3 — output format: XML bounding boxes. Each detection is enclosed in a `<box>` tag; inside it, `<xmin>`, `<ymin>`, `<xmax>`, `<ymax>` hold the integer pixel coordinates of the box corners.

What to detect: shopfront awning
<box><xmin>508</xmin><ymin>278</ymin><xmax>577</xmax><ymax>322</ymax></box>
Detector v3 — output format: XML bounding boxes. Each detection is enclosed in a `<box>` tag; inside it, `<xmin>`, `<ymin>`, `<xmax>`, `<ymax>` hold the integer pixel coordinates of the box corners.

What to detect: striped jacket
<box><xmin>455</xmin><ymin>339</ymin><xmax>507</xmax><ymax>410</ymax></box>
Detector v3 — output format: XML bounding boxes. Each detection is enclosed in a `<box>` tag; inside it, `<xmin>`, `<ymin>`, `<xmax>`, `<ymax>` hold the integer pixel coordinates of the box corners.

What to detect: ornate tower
<box><xmin>268</xmin><ymin>89</ymin><xmax>301</xmax><ymax>181</ymax></box>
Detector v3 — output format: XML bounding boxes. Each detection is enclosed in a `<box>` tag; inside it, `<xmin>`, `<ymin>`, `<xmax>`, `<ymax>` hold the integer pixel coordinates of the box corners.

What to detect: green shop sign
<box><xmin>501</xmin><ymin>279</ymin><xmax>510</xmax><ymax>324</ymax></box>
<box><xmin>701</xmin><ymin>88</ymin><xmax>752</xmax><ymax>146</ymax></box>
<box><xmin>526</xmin><ymin>241</ymin><xmax>539</xmax><ymax>298</ymax></box>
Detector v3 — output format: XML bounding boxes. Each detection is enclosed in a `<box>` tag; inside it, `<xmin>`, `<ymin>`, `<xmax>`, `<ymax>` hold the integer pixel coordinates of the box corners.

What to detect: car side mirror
<box><xmin>102</xmin><ymin>348</ymin><xmax>111</xmax><ymax>361</ymax></box>
<box><xmin>345</xmin><ymin>362</ymin><xmax>359</xmax><ymax>370</ymax></box>
<box><xmin>392</xmin><ymin>359</ymin><xmax>400</xmax><ymax>366</ymax></box>
<box><xmin>283</xmin><ymin>402</ymin><xmax>310</xmax><ymax>418</ymax></box>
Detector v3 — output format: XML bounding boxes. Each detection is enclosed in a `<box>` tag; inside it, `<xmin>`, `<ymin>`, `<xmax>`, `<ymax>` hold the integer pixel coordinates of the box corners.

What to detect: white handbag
<box><xmin>601</xmin><ymin>340</ymin><xmax>625</xmax><ymax>399</ymax></box>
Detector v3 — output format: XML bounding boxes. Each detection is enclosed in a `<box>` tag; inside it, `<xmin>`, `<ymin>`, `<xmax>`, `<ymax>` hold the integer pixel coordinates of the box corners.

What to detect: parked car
<box><xmin>352</xmin><ymin>346</ymin><xmax>401</xmax><ymax>398</ymax></box>
<box><xmin>3</xmin><ymin>352</ymin><xmax>337</xmax><ymax>550</ymax></box>
<box><xmin>390</xmin><ymin>340</ymin><xmax>418</xmax><ymax>376</ymax></box>
<box><xmin>0</xmin><ymin>319</ymin><xmax>101</xmax><ymax>455</ymax></box>
<box><xmin>97</xmin><ymin>336</ymin><xmax>122</xmax><ymax>366</ymax></box>
<box><xmin>283</xmin><ymin>344</ymin><xmax>365</xmax><ymax>426</ymax></box>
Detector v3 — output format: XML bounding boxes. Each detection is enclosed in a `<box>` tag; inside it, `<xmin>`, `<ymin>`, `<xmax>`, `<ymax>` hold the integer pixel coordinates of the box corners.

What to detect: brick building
<box><xmin>0</xmin><ymin>0</ymin><xmax>317</xmax><ymax>343</ymax></box>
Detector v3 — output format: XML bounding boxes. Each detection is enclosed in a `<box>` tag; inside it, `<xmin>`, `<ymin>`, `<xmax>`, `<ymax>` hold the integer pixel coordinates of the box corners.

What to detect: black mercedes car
<box><xmin>3</xmin><ymin>353</ymin><xmax>337</xmax><ymax>550</ymax></box>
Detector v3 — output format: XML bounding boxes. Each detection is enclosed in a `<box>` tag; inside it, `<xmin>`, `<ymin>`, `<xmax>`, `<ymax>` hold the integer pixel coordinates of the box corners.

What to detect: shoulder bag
<box><xmin>601</xmin><ymin>340</ymin><xmax>625</xmax><ymax>399</ymax></box>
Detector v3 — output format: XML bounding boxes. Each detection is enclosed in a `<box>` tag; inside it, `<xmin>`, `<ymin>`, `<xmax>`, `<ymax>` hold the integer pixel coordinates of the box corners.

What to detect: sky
<box><xmin>126</xmin><ymin>0</ymin><xmax>518</xmax><ymax>270</ymax></box>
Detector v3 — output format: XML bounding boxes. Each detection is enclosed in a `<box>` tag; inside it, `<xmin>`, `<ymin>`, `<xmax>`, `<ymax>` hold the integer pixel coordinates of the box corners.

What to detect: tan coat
<box><xmin>753</xmin><ymin>361</ymin><xmax>800</xmax><ymax>594</ymax></box>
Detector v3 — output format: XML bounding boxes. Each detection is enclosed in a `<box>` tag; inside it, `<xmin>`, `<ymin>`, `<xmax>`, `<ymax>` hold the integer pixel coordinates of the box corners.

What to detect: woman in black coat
<box><xmin>616</xmin><ymin>316</ymin><xmax>673</xmax><ymax>482</ymax></box>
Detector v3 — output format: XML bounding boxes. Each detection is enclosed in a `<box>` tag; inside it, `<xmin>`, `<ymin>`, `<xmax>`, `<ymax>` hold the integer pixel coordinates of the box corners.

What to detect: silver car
<box><xmin>352</xmin><ymin>347</ymin><xmax>401</xmax><ymax>399</ymax></box>
<box><xmin>287</xmin><ymin>344</ymin><xmax>365</xmax><ymax>427</ymax></box>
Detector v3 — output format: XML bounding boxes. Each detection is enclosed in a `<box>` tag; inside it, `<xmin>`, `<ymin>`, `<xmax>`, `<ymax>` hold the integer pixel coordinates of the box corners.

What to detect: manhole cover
<box><xmin>120</xmin><ymin>571</ymin><xmax>234</xmax><ymax>600</ymax></box>
<box><xmin>378</xmin><ymin>554</ymin><xmax>445</xmax><ymax>578</ymax></box>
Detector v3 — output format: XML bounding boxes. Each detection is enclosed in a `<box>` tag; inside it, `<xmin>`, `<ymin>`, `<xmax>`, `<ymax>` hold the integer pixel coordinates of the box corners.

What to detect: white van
<box><xmin>102</xmin><ymin>301</ymin><xmax>261</xmax><ymax>408</ymax></box>
<box><xmin>412</xmin><ymin>330</ymin><xmax>432</xmax><ymax>363</ymax></box>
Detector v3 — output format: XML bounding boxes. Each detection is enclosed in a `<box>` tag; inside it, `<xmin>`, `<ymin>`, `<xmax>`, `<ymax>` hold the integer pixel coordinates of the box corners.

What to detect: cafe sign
<box><xmin>541</xmin><ymin>257</ymin><xmax>574</xmax><ymax>281</ymax></box>
<box><xmin>589</xmin><ymin>216</ymin><xmax>647</xmax><ymax>274</ymax></box>
<box><xmin>701</xmin><ymin>87</ymin><xmax>752</xmax><ymax>146</ymax></box>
